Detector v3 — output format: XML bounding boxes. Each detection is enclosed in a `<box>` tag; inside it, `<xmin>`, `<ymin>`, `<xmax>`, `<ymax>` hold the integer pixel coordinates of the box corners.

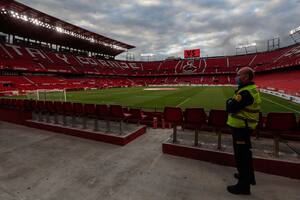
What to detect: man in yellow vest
<box><xmin>226</xmin><ymin>67</ymin><xmax>261</xmax><ymax>195</ymax></box>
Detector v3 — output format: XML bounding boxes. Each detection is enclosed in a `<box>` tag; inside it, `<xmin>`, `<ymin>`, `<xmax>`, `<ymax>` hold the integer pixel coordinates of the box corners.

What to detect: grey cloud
<box><xmin>17</xmin><ymin>0</ymin><xmax>300</xmax><ymax>60</ymax></box>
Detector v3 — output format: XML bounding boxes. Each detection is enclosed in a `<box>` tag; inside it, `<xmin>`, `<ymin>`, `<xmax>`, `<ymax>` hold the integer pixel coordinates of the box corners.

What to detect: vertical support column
<box><xmin>94</xmin><ymin>118</ymin><xmax>99</xmax><ymax>131</ymax></box>
<box><xmin>72</xmin><ymin>115</ymin><xmax>76</xmax><ymax>127</ymax></box>
<box><xmin>82</xmin><ymin>116</ymin><xmax>87</xmax><ymax>129</ymax></box>
<box><xmin>119</xmin><ymin>120</ymin><xmax>123</xmax><ymax>134</ymax></box>
<box><xmin>46</xmin><ymin>112</ymin><xmax>50</xmax><ymax>123</ymax></box>
<box><xmin>106</xmin><ymin>119</ymin><xmax>111</xmax><ymax>133</ymax></box>
<box><xmin>172</xmin><ymin>124</ymin><xmax>177</xmax><ymax>143</ymax></box>
<box><xmin>63</xmin><ymin>115</ymin><xmax>67</xmax><ymax>126</ymax></box>
<box><xmin>273</xmin><ymin>136</ymin><xmax>280</xmax><ymax>158</ymax></box>
<box><xmin>217</xmin><ymin>130</ymin><xmax>222</xmax><ymax>150</ymax></box>
<box><xmin>38</xmin><ymin>111</ymin><xmax>42</xmax><ymax>122</ymax></box>
<box><xmin>194</xmin><ymin>129</ymin><xmax>199</xmax><ymax>146</ymax></box>
<box><xmin>54</xmin><ymin>113</ymin><xmax>59</xmax><ymax>124</ymax></box>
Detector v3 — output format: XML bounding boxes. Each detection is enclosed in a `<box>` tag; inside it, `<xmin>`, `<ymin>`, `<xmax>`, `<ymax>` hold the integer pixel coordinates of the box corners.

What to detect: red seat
<box><xmin>36</xmin><ymin>101</ymin><xmax>46</xmax><ymax>112</ymax></box>
<box><xmin>266</xmin><ymin>112</ymin><xmax>297</xmax><ymax>133</ymax></box>
<box><xmin>127</xmin><ymin>108</ymin><xmax>147</xmax><ymax>125</ymax></box>
<box><xmin>63</xmin><ymin>102</ymin><xmax>73</xmax><ymax>115</ymax></box>
<box><xmin>208</xmin><ymin>109</ymin><xmax>228</xmax><ymax>128</ymax></box>
<box><xmin>164</xmin><ymin>107</ymin><xmax>183</xmax><ymax>143</ymax></box>
<box><xmin>184</xmin><ymin>108</ymin><xmax>207</xmax><ymax>146</ymax></box>
<box><xmin>110</xmin><ymin>105</ymin><xmax>132</xmax><ymax>134</ymax></box>
<box><xmin>84</xmin><ymin>104</ymin><xmax>96</xmax><ymax>117</ymax></box>
<box><xmin>110</xmin><ymin>105</ymin><xmax>131</xmax><ymax>120</ymax></box>
<box><xmin>265</xmin><ymin>112</ymin><xmax>298</xmax><ymax>157</ymax></box>
<box><xmin>208</xmin><ymin>109</ymin><xmax>228</xmax><ymax>150</ymax></box>
<box><xmin>23</xmin><ymin>99</ymin><xmax>32</xmax><ymax>111</ymax></box>
<box><xmin>96</xmin><ymin>104</ymin><xmax>109</xmax><ymax>119</ymax></box>
<box><xmin>73</xmin><ymin>103</ymin><xmax>83</xmax><ymax>115</ymax></box>
<box><xmin>15</xmin><ymin>99</ymin><xmax>25</xmax><ymax>111</ymax></box>
<box><xmin>61</xmin><ymin>102</ymin><xmax>73</xmax><ymax>126</ymax></box>
<box><xmin>184</xmin><ymin>108</ymin><xmax>207</xmax><ymax>128</ymax></box>
<box><xmin>54</xmin><ymin>101</ymin><xmax>63</xmax><ymax>114</ymax></box>
<box><xmin>45</xmin><ymin>101</ymin><xmax>55</xmax><ymax>113</ymax></box>
<box><xmin>163</xmin><ymin>107</ymin><xmax>183</xmax><ymax>125</ymax></box>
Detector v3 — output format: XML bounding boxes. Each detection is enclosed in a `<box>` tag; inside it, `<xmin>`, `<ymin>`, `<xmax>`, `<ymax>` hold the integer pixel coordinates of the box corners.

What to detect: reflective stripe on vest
<box><xmin>227</xmin><ymin>84</ymin><xmax>261</xmax><ymax>129</ymax></box>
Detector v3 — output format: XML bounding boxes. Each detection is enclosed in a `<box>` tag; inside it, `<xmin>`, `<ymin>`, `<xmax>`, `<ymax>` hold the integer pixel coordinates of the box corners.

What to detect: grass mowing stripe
<box><xmin>176</xmin><ymin>97</ymin><xmax>191</xmax><ymax>107</ymax></box>
<box><xmin>261</xmin><ymin>96</ymin><xmax>300</xmax><ymax>114</ymax></box>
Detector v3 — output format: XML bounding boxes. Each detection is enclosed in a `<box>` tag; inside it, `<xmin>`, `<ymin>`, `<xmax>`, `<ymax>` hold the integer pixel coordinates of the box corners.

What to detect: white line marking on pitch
<box><xmin>261</xmin><ymin>97</ymin><xmax>300</xmax><ymax>113</ymax></box>
<box><xmin>176</xmin><ymin>97</ymin><xmax>191</xmax><ymax>107</ymax></box>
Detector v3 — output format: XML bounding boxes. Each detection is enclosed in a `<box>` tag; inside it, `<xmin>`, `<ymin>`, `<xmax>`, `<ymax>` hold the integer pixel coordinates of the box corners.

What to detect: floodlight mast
<box><xmin>289</xmin><ymin>26</ymin><xmax>300</xmax><ymax>44</ymax></box>
<box><xmin>235</xmin><ymin>42</ymin><xmax>257</xmax><ymax>54</ymax></box>
<box><xmin>140</xmin><ymin>53</ymin><xmax>155</xmax><ymax>61</ymax></box>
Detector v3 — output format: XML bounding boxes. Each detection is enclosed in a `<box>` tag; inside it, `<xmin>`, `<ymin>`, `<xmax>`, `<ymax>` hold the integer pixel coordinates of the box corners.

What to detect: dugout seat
<box><xmin>110</xmin><ymin>105</ymin><xmax>132</xmax><ymax>134</ymax></box>
<box><xmin>265</xmin><ymin>112</ymin><xmax>298</xmax><ymax>157</ymax></box>
<box><xmin>184</xmin><ymin>108</ymin><xmax>207</xmax><ymax>146</ymax></box>
<box><xmin>34</xmin><ymin>101</ymin><xmax>46</xmax><ymax>121</ymax></box>
<box><xmin>95</xmin><ymin>104</ymin><xmax>110</xmax><ymax>132</ymax></box>
<box><xmin>127</xmin><ymin>108</ymin><xmax>147</xmax><ymax>125</ymax></box>
<box><xmin>45</xmin><ymin>101</ymin><xmax>55</xmax><ymax>123</ymax></box>
<box><xmin>208</xmin><ymin>109</ymin><xmax>228</xmax><ymax>150</ymax></box>
<box><xmin>53</xmin><ymin>101</ymin><xmax>63</xmax><ymax>124</ymax></box>
<box><xmin>62</xmin><ymin>102</ymin><xmax>73</xmax><ymax>126</ymax></box>
<box><xmin>83</xmin><ymin>104</ymin><xmax>96</xmax><ymax>130</ymax></box>
<box><xmin>72</xmin><ymin>103</ymin><xmax>84</xmax><ymax>128</ymax></box>
<box><xmin>15</xmin><ymin>99</ymin><xmax>25</xmax><ymax>111</ymax></box>
<box><xmin>23</xmin><ymin>99</ymin><xmax>32</xmax><ymax>111</ymax></box>
<box><xmin>164</xmin><ymin>107</ymin><xmax>183</xmax><ymax>143</ymax></box>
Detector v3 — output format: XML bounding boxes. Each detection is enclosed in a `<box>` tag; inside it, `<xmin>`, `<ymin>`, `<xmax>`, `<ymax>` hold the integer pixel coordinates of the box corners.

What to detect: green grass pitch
<box><xmin>18</xmin><ymin>86</ymin><xmax>300</xmax><ymax>116</ymax></box>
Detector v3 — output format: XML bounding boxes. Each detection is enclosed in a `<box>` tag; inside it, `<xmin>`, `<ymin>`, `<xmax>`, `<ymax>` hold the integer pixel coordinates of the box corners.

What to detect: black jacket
<box><xmin>226</xmin><ymin>82</ymin><xmax>255</xmax><ymax>113</ymax></box>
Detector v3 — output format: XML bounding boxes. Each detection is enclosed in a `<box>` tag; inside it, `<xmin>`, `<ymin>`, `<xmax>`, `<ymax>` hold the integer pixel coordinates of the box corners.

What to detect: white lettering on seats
<box><xmin>97</xmin><ymin>59</ymin><xmax>110</xmax><ymax>67</ymax></box>
<box><xmin>119</xmin><ymin>62</ymin><xmax>129</xmax><ymax>69</ymax></box>
<box><xmin>26</xmin><ymin>48</ymin><xmax>46</xmax><ymax>58</ymax></box>
<box><xmin>0</xmin><ymin>44</ymin><xmax>13</xmax><ymax>58</ymax></box>
<box><xmin>5</xmin><ymin>44</ymin><xmax>23</xmax><ymax>56</ymax></box>
<box><xmin>107</xmin><ymin>61</ymin><xmax>121</xmax><ymax>69</ymax></box>
<box><xmin>87</xmin><ymin>58</ymin><xmax>98</xmax><ymax>65</ymax></box>
<box><xmin>55</xmin><ymin>53</ymin><xmax>70</xmax><ymax>64</ymax></box>
<box><xmin>128</xmin><ymin>62</ymin><xmax>139</xmax><ymax>69</ymax></box>
<box><xmin>76</xmin><ymin>56</ymin><xmax>90</xmax><ymax>65</ymax></box>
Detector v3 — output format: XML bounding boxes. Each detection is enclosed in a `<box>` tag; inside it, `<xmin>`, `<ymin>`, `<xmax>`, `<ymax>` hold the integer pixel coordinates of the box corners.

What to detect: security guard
<box><xmin>226</xmin><ymin>67</ymin><xmax>261</xmax><ymax>195</ymax></box>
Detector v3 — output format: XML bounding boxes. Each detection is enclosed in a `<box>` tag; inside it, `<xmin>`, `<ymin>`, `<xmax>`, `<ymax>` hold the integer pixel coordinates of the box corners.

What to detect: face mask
<box><xmin>235</xmin><ymin>76</ymin><xmax>243</xmax><ymax>86</ymax></box>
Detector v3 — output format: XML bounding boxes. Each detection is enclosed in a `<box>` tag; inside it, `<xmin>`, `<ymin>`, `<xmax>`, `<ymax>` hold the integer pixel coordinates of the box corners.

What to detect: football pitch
<box><xmin>19</xmin><ymin>86</ymin><xmax>300</xmax><ymax>116</ymax></box>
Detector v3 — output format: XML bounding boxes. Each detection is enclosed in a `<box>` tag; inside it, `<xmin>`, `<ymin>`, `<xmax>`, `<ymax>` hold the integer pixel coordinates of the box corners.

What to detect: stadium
<box><xmin>0</xmin><ymin>0</ymin><xmax>300</xmax><ymax>199</ymax></box>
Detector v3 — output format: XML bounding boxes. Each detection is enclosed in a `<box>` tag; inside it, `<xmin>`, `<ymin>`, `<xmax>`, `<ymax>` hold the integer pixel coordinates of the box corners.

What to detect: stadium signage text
<box><xmin>184</xmin><ymin>49</ymin><xmax>200</xmax><ymax>58</ymax></box>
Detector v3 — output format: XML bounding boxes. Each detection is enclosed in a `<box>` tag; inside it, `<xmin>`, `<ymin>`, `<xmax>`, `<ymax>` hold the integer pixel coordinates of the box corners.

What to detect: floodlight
<box><xmin>141</xmin><ymin>53</ymin><xmax>155</xmax><ymax>57</ymax></box>
<box><xmin>290</xmin><ymin>26</ymin><xmax>300</xmax><ymax>35</ymax></box>
<box><xmin>56</xmin><ymin>26</ymin><xmax>63</xmax><ymax>33</ymax></box>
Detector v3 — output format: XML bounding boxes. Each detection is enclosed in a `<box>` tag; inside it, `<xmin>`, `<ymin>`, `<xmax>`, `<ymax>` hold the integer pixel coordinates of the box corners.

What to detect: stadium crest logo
<box><xmin>181</xmin><ymin>60</ymin><xmax>197</xmax><ymax>74</ymax></box>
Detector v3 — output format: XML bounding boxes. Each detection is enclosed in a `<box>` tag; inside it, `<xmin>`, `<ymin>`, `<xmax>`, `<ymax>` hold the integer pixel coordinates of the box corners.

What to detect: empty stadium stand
<box><xmin>0</xmin><ymin>0</ymin><xmax>300</xmax><ymax>97</ymax></box>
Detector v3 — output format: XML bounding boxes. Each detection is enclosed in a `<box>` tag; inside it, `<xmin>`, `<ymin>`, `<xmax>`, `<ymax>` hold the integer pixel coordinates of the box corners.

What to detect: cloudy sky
<box><xmin>18</xmin><ymin>0</ymin><xmax>300</xmax><ymax>60</ymax></box>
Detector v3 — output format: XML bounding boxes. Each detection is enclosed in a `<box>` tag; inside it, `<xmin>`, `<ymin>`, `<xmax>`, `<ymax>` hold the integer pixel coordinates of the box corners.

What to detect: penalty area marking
<box><xmin>143</xmin><ymin>88</ymin><xmax>178</xmax><ymax>91</ymax></box>
<box><xmin>261</xmin><ymin>96</ymin><xmax>300</xmax><ymax>114</ymax></box>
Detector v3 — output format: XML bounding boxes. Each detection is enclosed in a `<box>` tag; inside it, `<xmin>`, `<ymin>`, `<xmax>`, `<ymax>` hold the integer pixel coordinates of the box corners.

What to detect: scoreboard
<box><xmin>184</xmin><ymin>49</ymin><xmax>200</xmax><ymax>58</ymax></box>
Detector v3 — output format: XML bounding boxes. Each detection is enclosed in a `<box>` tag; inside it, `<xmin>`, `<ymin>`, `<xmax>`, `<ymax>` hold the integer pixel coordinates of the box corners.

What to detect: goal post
<box><xmin>26</xmin><ymin>89</ymin><xmax>67</xmax><ymax>102</ymax></box>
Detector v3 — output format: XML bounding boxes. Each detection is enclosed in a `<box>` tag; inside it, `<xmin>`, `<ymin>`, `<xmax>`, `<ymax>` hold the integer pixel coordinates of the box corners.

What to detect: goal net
<box><xmin>26</xmin><ymin>89</ymin><xmax>67</xmax><ymax>101</ymax></box>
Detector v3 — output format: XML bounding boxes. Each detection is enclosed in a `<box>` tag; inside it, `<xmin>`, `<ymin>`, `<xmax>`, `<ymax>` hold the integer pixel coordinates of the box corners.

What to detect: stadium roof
<box><xmin>0</xmin><ymin>0</ymin><xmax>135</xmax><ymax>56</ymax></box>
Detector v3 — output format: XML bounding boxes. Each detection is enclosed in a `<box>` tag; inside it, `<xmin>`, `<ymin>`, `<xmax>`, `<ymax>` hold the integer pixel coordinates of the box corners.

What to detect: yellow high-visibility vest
<box><xmin>227</xmin><ymin>84</ymin><xmax>261</xmax><ymax>129</ymax></box>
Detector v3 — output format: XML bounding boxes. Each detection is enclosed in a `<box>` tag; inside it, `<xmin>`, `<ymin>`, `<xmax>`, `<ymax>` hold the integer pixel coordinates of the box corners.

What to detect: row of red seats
<box><xmin>1</xmin><ymin>98</ymin><xmax>299</xmax><ymax>140</ymax></box>
<box><xmin>163</xmin><ymin>107</ymin><xmax>300</xmax><ymax>139</ymax></box>
<box><xmin>0</xmin><ymin>99</ymin><xmax>149</xmax><ymax>133</ymax></box>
